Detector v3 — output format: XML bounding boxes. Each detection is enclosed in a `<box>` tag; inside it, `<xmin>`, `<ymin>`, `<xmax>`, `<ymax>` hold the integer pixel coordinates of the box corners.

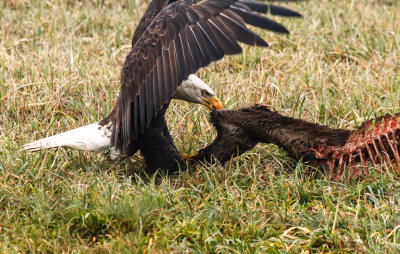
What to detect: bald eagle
<box><xmin>110</xmin><ymin>0</ymin><xmax>301</xmax><ymax>155</ymax></box>
<box><xmin>23</xmin><ymin>0</ymin><xmax>301</xmax><ymax>172</ymax></box>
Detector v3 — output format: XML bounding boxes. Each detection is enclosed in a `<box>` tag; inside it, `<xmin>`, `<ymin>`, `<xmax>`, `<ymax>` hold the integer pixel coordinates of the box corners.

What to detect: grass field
<box><xmin>1</xmin><ymin>0</ymin><xmax>400</xmax><ymax>252</ymax></box>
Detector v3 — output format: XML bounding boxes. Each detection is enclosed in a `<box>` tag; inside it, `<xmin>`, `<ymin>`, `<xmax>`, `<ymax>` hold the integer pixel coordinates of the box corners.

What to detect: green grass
<box><xmin>1</xmin><ymin>0</ymin><xmax>400</xmax><ymax>252</ymax></box>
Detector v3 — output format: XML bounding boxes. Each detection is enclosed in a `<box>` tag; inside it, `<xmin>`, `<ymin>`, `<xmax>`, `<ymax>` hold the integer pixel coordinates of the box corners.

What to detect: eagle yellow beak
<box><xmin>201</xmin><ymin>96</ymin><xmax>223</xmax><ymax>111</ymax></box>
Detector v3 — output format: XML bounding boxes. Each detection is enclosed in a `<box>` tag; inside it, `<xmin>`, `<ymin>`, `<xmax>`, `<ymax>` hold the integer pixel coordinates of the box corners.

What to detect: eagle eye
<box><xmin>202</xmin><ymin>90</ymin><xmax>210</xmax><ymax>96</ymax></box>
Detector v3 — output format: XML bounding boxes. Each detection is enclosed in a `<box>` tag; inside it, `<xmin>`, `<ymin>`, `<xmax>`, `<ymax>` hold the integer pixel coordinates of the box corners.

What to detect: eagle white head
<box><xmin>172</xmin><ymin>74</ymin><xmax>223</xmax><ymax>110</ymax></box>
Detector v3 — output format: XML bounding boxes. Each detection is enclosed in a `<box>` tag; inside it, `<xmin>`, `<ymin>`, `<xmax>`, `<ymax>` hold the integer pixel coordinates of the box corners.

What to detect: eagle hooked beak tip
<box><xmin>201</xmin><ymin>96</ymin><xmax>223</xmax><ymax>111</ymax></box>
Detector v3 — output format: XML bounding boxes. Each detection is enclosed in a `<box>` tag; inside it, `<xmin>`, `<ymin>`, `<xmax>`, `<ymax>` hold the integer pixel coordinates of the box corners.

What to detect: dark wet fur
<box><xmin>191</xmin><ymin>105</ymin><xmax>400</xmax><ymax>181</ymax></box>
<box><xmin>191</xmin><ymin>105</ymin><xmax>351</xmax><ymax>165</ymax></box>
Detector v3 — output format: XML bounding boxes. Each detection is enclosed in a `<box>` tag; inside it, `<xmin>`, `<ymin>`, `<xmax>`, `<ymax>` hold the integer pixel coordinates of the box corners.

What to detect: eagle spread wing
<box><xmin>112</xmin><ymin>0</ymin><xmax>301</xmax><ymax>153</ymax></box>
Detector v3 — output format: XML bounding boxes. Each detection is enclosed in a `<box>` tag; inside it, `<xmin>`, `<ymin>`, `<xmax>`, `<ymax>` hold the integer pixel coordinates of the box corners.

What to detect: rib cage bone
<box><xmin>310</xmin><ymin>113</ymin><xmax>400</xmax><ymax>182</ymax></box>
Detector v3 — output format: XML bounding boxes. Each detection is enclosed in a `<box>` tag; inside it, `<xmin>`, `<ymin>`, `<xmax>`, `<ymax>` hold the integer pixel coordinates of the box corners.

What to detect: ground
<box><xmin>1</xmin><ymin>0</ymin><xmax>400</xmax><ymax>252</ymax></box>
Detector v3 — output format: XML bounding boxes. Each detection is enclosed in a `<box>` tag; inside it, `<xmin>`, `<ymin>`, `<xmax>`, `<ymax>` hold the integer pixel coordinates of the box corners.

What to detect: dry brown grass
<box><xmin>1</xmin><ymin>0</ymin><xmax>400</xmax><ymax>252</ymax></box>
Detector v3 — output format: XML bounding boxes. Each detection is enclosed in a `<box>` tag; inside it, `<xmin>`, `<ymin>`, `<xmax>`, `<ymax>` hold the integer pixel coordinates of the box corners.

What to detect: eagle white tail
<box><xmin>22</xmin><ymin>123</ymin><xmax>111</xmax><ymax>152</ymax></box>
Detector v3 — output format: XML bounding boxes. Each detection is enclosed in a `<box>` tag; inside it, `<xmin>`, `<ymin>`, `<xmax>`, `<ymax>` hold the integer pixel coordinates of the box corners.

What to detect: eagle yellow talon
<box><xmin>181</xmin><ymin>153</ymin><xmax>189</xmax><ymax>160</ymax></box>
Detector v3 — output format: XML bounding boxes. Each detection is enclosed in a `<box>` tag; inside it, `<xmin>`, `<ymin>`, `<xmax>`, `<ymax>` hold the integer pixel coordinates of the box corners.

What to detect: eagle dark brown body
<box><xmin>190</xmin><ymin>105</ymin><xmax>400</xmax><ymax>182</ymax></box>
